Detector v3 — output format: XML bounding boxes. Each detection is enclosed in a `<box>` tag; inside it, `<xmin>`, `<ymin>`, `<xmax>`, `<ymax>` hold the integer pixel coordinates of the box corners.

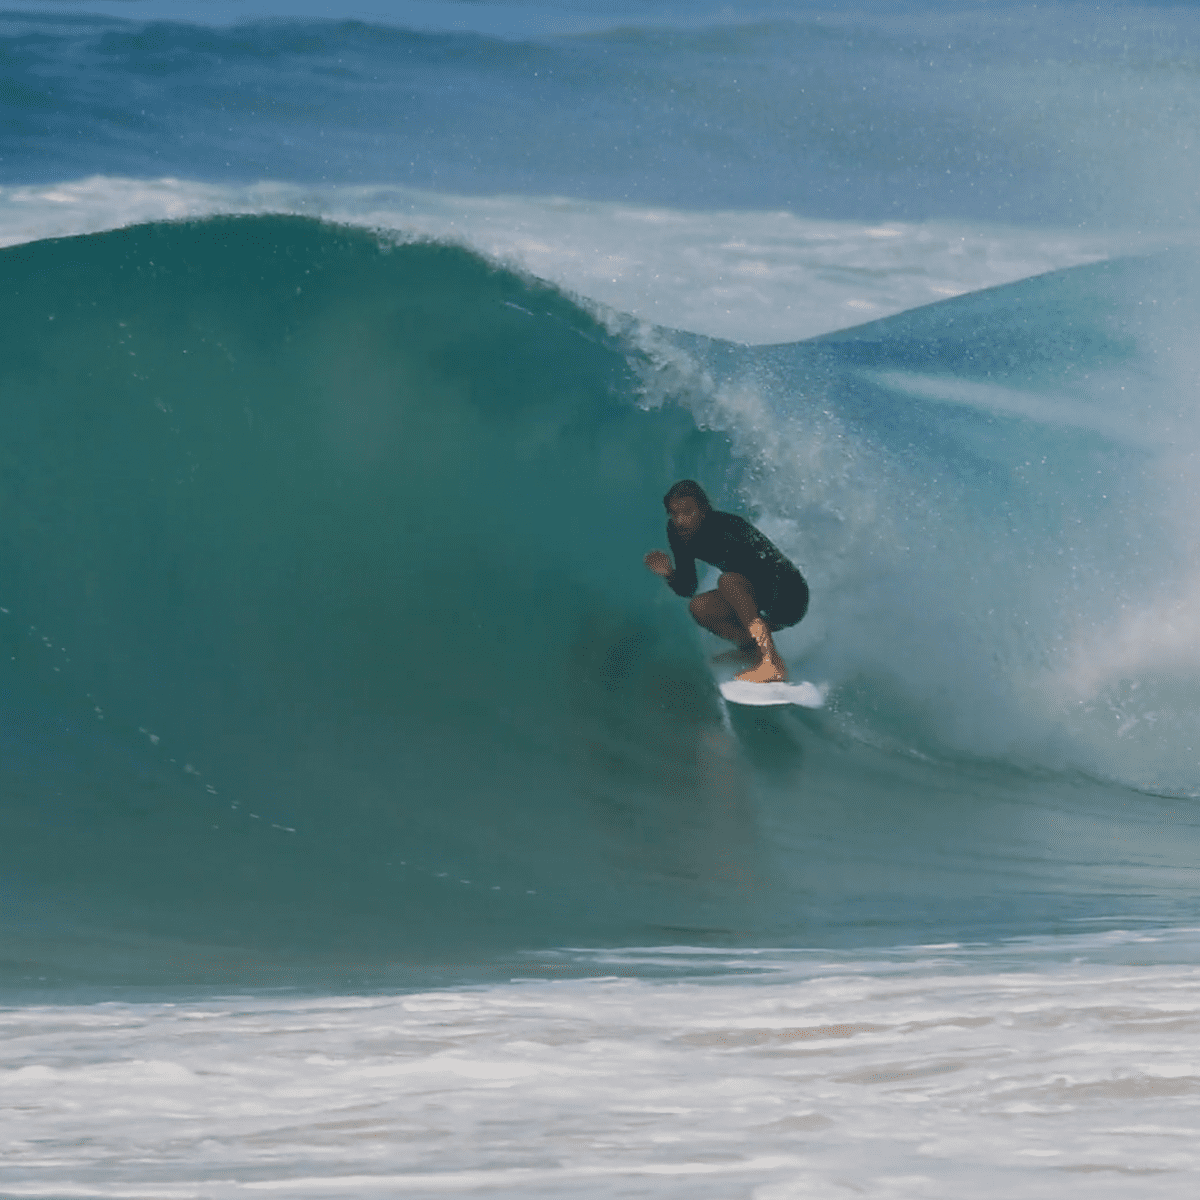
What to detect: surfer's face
<box><xmin>668</xmin><ymin>496</ymin><xmax>705</xmax><ymax>539</ymax></box>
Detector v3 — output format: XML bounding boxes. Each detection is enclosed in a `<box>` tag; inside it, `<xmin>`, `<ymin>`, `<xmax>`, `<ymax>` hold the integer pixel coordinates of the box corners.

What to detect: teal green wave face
<box><xmin>5</xmin><ymin>216</ymin><xmax>1200</xmax><ymax>993</ymax></box>
<box><xmin>0</xmin><ymin>215</ymin><xmax>752</xmax><ymax>985</ymax></box>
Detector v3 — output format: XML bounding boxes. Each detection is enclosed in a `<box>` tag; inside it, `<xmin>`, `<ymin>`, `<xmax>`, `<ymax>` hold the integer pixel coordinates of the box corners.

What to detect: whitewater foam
<box><xmin>5</xmin><ymin>934</ymin><xmax>1200</xmax><ymax>1199</ymax></box>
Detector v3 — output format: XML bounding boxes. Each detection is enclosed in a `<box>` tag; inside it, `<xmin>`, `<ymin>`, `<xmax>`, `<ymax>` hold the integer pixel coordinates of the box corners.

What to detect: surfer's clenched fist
<box><xmin>643</xmin><ymin>550</ymin><xmax>672</xmax><ymax>578</ymax></box>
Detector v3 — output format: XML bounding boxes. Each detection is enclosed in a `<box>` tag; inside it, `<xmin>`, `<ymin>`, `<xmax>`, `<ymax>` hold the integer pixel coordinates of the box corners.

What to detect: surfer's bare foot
<box><xmin>736</xmin><ymin>657</ymin><xmax>787</xmax><ymax>683</ymax></box>
<box><xmin>711</xmin><ymin>642</ymin><xmax>759</xmax><ymax>665</ymax></box>
<box><xmin>735</xmin><ymin>618</ymin><xmax>787</xmax><ymax>682</ymax></box>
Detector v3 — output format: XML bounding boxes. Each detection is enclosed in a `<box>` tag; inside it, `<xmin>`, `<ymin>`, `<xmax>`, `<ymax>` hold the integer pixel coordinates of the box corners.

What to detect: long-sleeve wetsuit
<box><xmin>666</xmin><ymin>509</ymin><xmax>809</xmax><ymax>627</ymax></box>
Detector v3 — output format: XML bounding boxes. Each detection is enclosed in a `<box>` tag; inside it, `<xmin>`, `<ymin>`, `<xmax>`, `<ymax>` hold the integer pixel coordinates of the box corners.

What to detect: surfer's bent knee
<box><xmin>716</xmin><ymin>572</ymin><xmax>752</xmax><ymax>593</ymax></box>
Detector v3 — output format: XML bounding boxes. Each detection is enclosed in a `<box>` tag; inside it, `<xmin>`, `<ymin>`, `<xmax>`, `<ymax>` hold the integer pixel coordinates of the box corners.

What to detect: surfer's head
<box><xmin>664</xmin><ymin>479</ymin><xmax>710</xmax><ymax>538</ymax></box>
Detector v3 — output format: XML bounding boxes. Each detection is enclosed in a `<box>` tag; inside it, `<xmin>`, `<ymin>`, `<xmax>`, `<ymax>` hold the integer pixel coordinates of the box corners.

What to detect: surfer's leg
<box><xmin>717</xmin><ymin>573</ymin><xmax>788</xmax><ymax>682</ymax></box>
<box><xmin>688</xmin><ymin>590</ymin><xmax>756</xmax><ymax>648</ymax></box>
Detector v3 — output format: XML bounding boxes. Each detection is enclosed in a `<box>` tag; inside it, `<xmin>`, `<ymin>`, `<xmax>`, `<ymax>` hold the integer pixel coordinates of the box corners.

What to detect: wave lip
<box><xmin>0</xmin><ymin>176</ymin><xmax>1125</xmax><ymax>343</ymax></box>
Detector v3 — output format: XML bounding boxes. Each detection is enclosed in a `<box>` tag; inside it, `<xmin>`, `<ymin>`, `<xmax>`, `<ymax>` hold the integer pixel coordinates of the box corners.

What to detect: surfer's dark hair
<box><xmin>663</xmin><ymin>479</ymin><xmax>712</xmax><ymax>512</ymax></box>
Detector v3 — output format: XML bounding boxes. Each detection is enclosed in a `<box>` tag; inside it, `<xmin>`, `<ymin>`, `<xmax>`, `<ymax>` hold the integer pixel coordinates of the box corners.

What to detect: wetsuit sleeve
<box><xmin>666</xmin><ymin>523</ymin><xmax>698</xmax><ymax>598</ymax></box>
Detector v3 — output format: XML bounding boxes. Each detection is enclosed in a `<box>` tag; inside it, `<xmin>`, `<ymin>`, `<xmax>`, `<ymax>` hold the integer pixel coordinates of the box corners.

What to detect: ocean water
<box><xmin>3</xmin><ymin>1</ymin><xmax>1200</xmax><ymax>1194</ymax></box>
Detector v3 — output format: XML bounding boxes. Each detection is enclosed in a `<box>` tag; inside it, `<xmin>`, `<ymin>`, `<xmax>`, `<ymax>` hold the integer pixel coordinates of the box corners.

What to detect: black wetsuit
<box><xmin>666</xmin><ymin>509</ymin><xmax>809</xmax><ymax>628</ymax></box>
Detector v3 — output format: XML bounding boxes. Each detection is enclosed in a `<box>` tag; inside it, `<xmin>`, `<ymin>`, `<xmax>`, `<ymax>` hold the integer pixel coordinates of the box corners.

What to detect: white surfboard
<box><xmin>719</xmin><ymin>678</ymin><xmax>825</xmax><ymax>708</ymax></box>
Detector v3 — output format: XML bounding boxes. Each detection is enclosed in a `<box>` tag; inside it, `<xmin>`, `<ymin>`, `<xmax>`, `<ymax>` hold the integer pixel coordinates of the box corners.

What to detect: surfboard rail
<box><xmin>718</xmin><ymin>679</ymin><xmax>825</xmax><ymax>708</ymax></box>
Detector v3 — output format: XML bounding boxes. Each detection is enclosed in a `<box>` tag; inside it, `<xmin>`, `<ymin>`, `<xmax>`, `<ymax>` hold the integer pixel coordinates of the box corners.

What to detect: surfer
<box><xmin>644</xmin><ymin>480</ymin><xmax>808</xmax><ymax>683</ymax></box>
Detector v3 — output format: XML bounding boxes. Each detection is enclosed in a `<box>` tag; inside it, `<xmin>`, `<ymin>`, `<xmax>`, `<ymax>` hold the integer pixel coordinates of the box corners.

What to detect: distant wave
<box><xmin>5</xmin><ymin>6</ymin><xmax>1200</xmax><ymax>229</ymax></box>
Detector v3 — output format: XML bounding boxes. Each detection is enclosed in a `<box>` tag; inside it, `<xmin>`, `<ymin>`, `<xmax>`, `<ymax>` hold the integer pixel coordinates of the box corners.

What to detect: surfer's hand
<box><xmin>644</xmin><ymin>550</ymin><xmax>672</xmax><ymax>578</ymax></box>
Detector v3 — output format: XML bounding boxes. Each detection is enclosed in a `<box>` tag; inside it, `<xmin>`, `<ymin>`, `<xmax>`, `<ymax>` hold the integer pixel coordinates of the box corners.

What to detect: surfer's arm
<box><xmin>664</xmin><ymin>525</ymin><xmax>698</xmax><ymax>597</ymax></box>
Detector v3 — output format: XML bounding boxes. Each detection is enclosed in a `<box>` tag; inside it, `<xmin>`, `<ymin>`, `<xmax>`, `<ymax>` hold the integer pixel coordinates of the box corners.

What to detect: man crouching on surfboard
<box><xmin>643</xmin><ymin>480</ymin><xmax>809</xmax><ymax>683</ymax></box>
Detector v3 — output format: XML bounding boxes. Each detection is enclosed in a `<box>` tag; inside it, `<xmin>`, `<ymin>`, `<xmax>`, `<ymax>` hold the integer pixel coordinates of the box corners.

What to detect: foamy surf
<box><xmin>4</xmin><ymin>933</ymin><xmax>1199</xmax><ymax>1199</ymax></box>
